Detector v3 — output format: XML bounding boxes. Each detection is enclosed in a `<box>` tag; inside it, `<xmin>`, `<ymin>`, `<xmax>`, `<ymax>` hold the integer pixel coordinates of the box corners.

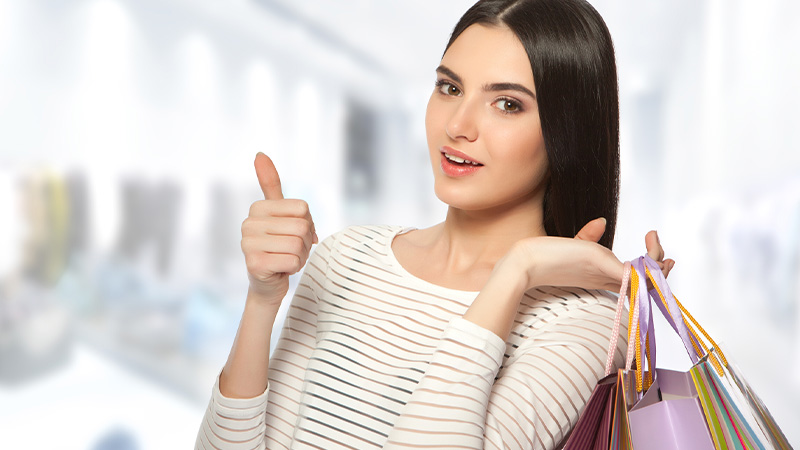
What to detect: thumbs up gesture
<box><xmin>241</xmin><ymin>152</ymin><xmax>319</xmax><ymax>305</ymax></box>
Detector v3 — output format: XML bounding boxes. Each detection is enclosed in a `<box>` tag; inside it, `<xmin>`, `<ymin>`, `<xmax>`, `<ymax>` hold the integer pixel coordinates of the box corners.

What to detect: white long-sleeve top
<box><xmin>196</xmin><ymin>224</ymin><xmax>627</xmax><ymax>450</ymax></box>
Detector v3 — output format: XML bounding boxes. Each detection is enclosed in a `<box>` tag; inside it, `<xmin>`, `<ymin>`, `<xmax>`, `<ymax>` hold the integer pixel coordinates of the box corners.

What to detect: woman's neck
<box><xmin>392</xmin><ymin>184</ymin><xmax>549</xmax><ymax>292</ymax></box>
<box><xmin>390</xmin><ymin>194</ymin><xmax>547</xmax><ymax>292</ymax></box>
<box><xmin>444</xmin><ymin>204</ymin><xmax>544</xmax><ymax>258</ymax></box>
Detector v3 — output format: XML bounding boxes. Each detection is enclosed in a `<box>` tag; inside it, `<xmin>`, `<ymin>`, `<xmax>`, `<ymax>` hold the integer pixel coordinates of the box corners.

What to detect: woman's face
<box><xmin>425</xmin><ymin>23</ymin><xmax>548</xmax><ymax>214</ymax></box>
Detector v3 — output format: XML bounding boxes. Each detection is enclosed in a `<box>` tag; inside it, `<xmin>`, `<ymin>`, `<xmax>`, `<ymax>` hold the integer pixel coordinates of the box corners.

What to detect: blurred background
<box><xmin>1</xmin><ymin>0</ymin><xmax>798</xmax><ymax>448</ymax></box>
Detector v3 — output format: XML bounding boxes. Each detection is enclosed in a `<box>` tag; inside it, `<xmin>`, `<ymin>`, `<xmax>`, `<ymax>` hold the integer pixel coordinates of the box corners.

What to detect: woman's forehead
<box><xmin>440</xmin><ymin>23</ymin><xmax>535</xmax><ymax>90</ymax></box>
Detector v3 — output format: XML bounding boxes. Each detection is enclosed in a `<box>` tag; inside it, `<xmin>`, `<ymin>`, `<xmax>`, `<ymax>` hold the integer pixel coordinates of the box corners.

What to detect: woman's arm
<box><xmin>219</xmin><ymin>152</ymin><xmax>318</xmax><ymax>398</ymax></box>
<box><xmin>384</xmin><ymin>221</ymin><xmax>670</xmax><ymax>449</ymax></box>
<box><xmin>466</xmin><ymin>221</ymin><xmax>671</xmax><ymax>341</ymax></box>
<box><xmin>195</xmin><ymin>256</ymin><xmax>326</xmax><ymax>450</ymax></box>
<box><xmin>195</xmin><ymin>153</ymin><xmax>320</xmax><ymax>450</ymax></box>
<box><xmin>464</xmin><ymin>235</ymin><xmax>622</xmax><ymax>341</ymax></box>
<box><xmin>384</xmin><ymin>300</ymin><xmax>626</xmax><ymax>450</ymax></box>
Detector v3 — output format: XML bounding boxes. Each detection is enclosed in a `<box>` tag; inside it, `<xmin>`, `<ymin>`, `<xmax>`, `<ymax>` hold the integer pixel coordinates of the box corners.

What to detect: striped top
<box><xmin>196</xmin><ymin>224</ymin><xmax>627</xmax><ymax>450</ymax></box>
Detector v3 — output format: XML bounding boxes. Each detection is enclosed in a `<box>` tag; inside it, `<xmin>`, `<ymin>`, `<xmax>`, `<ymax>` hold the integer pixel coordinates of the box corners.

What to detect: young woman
<box><xmin>196</xmin><ymin>1</ymin><xmax>673</xmax><ymax>449</ymax></box>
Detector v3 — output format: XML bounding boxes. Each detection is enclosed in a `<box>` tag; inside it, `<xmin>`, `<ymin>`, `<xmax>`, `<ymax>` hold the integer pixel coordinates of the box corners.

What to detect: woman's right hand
<box><xmin>241</xmin><ymin>152</ymin><xmax>318</xmax><ymax>307</ymax></box>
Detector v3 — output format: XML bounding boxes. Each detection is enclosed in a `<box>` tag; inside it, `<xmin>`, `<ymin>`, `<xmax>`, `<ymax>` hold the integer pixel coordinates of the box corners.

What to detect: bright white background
<box><xmin>0</xmin><ymin>0</ymin><xmax>798</xmax><ymax>448</ymax></box>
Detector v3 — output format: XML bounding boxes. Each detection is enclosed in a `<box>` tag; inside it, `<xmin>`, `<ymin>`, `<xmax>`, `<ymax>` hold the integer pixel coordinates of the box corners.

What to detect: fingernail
<box><xmin>655</xmin><ymin>231</ymin><xmax>660</xmax><ymax>244</ymax></box>
<box><xmin>312</xmin><ymin>231</ymin><xmax>319</xmax><ymax>244</ymax></box>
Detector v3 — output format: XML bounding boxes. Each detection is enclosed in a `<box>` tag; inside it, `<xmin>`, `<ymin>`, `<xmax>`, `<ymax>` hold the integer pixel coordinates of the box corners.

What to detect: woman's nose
<box><xmin>445</xmin><ymin>98</ymin><xmax>478</xmax><ymax>142</ymax></box>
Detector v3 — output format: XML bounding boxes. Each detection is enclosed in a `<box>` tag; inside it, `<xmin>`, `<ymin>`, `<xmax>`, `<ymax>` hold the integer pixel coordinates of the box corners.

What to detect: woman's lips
<box><xmin>441</xmin><ymin>146</ymin><xmax>483</xmax><ymax>165</ymax></box>
<box><xmin>440</xmin><ymin>152</ymin><xmax>484</xmax><ymax>177</ymax></box>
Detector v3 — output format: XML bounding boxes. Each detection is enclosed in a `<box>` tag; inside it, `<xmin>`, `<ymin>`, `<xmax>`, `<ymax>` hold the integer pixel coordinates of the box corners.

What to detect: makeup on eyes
<box><xmin>435</xmin><ymin>64</ymin><xmax>537</xmax><ymax>99</ymax></box>
<box><xmin>435</xmin><ymin>79</ymin><xmax>526</xmax><ymax>115</ymax></box>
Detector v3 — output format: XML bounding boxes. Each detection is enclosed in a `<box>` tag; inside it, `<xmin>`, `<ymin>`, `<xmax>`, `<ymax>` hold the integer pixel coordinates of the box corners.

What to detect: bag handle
<box><xmin>641</xmin><ymin>259</ymin><xmax>728</xmax><ymax>376</ymax></box>
<box><xmin>604</xmin><ymin>261</ymin><xmax>632</xmax><ymax>376</ymax></box>
<box><xmin>631</xmin><ymin>258</ymin><xmax>657</xmax><ymax>390</ymax></box>
<box><xmin>641</xmin><ymin>255</ymin><xmax>699</xmax><ymax>363</ymax></box>
<box><xmin>604</xmin><ymin>254</ymin><xmax>728</xmax><ymax>391</ymax></box>
<box><xmin>625</xmin><ymin>268</ymin><xmax>641</xmax><ymax>373</ymax></box>
<box><xmin>604</xmin><ymin>262</ymin><xmax>653</xmax><ymax>394</ymax></box>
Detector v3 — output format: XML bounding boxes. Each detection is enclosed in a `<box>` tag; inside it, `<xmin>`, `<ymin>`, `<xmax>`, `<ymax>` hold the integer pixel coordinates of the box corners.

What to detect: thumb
<box><xmin>645</xmin><ymin>230</ymin><xmax>665</xmax><ymax>262</ymax></box>
<box><xmin>574</xmin><ymin>217</ymin><xmax>606</xmax><ymax>242</ymax></box>
<box><xmin>254</xmin><ymin>152</ymin><xmax>284</xmax><ymax>200</ymax></box>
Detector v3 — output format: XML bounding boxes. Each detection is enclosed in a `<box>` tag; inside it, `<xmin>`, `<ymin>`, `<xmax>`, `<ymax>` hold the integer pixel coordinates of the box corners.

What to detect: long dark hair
<box><xmin>445</xmin><ymin>0</ymin><xmax>620</xmax><ymax>249</ymax></box>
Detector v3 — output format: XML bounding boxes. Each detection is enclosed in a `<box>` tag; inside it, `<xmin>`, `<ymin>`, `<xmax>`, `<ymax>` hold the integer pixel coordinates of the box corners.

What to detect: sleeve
<box><xmin>195</xmin><ymin>232</ymin><xmax>339</xmax><ymax>450</ymax></box>
<box><xmin>384</xmin><ymin>302</ymin><xmax>626</xmax><ymax>450</ymax></box>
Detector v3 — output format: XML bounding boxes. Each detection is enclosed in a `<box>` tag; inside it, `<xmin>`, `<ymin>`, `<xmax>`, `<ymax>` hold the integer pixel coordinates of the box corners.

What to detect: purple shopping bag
<box><xmin>628</xmin><ymin>368</ymin><xmax>715</xmax><ymax>450</ymax></box>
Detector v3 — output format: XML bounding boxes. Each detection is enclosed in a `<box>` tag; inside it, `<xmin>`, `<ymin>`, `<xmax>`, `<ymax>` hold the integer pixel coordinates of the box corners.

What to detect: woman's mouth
<box><xmin>440</xmin><ymin>150</ymin><xmax>484</xmax><ymax>177</ymax></box>
<box><xmin>443</xmin><ymin>153</ymin><xmax>482</xmax><ymax>166</ymax></box>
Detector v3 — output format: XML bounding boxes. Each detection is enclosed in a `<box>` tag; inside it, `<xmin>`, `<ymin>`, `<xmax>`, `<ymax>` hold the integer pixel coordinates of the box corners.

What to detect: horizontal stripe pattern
<box><xmin>197</xmin><ymin>224</ymin><xmax>627</xmax><ymax>450</ymax></box>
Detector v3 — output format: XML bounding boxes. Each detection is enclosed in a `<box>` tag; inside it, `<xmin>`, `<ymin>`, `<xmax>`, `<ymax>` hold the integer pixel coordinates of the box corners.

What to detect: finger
<box><xmin>241</xmin><ymin>234</ymin><xmax>310</xmax><ymax>260</ymax></box>
<box><xmin>261</xmin><ymin>253</ymin><xmax>304</xmax><ymax>275</ymax></box>
<box><xmin>248</xmin><ymin>200</ymin><xmax>318</xmax><ymax>245</ymax></box>
<box><xmin>574</xmin><ymin>217</ymin><xmax>607</xmax><ymax>242</ymax></box>
<box><xmin>241</xmin><ymin>217</ymin><xmax>313</xmax><ymax>252</ymax></box>
<box><xmin>249</xmin><ymin>199</ymin><xmax>311</xmax><ymax>219</ymax></box>
<box><xmin>248</xmin><ymin>253</ymin><xmax>304</xmax><ymax>276</ymax></box>
<box><xmin>663</xmin><ymin>258</ymin><xmax>675</xmax><ymax>278</ymax></box>
<box><xmin>645</xmin><ymin>230</ymin><xmax>665</xmax><ymax>261</ymax></box>
<box><xmin>254</xmin><ymin>152</ymin><xmax>284</xmax><ymax>200</ymax></box>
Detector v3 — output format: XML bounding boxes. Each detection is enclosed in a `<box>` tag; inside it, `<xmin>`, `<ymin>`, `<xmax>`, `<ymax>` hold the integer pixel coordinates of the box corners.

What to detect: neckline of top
<box><xmin>383</xmin><ymin>225</ymin><xmax>482</xmax><ymax>298</ymax></box>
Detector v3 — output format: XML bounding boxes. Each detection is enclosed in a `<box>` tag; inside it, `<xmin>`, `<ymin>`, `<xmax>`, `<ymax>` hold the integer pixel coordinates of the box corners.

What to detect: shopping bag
<box><xmin>563</xmin><ymin>262</ymin><xmax>642</xmax><ymax>450</ymax></box>
<box><xmin>562</xmin><ymin>368</ymin><xmax>640</xmax><ymax>450</ymax></box>
<box><xmin>719</xmin><ymin>355</ymin><xmax>793</xmax><ymax>449</ymax></box>
<box><xmin>563</xmin><ymin>263</ymin><xmax>641</xmax><ymax>450</ymax></box>
<box><xmin>690</xmin><ymin>357</ymin><xmax>767</xmax><ymax>450</ymax></box>
<box><xmin>627</xmin><ymin>367</ymin><xmax>715</xmax><ymax>450</ymax></box>
<box><xmin>609</xmin><ymin>369</ymin><xmax>637</xmax><ymax>450</ymax></box>
<box><xmin>563</xmin><ymin>371</ymin><xmax>616</xmax><ymax>450</ymax></box>
<box><xmin>565</xmin><ymin>255</ymin><xmax>793</xmax><ymax>450</ymax></box>
<box><xmin>633</xmin><ymin>256</ymin><xmax>792</xmax><ymax>450</ymax></box>
<box><xmin>619</xmin><ymin>256</ymin><xmax>717</xmax><ymax>450</ymax></box>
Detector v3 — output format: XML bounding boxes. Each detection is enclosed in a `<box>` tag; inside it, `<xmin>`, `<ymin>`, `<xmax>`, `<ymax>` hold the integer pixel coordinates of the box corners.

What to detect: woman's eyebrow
<box><xmin>435</xmin><ymin>65</ymin><xmax>462</xmax><ymax>85</ymax></box>
<box><xmin>485</xmin><ymin>82</ymin><xmax>536</xmax><ymax>100</ymax></box>
<box><xmin>435</xmin><ymin>64</ymin><xmax>536</xmax><ymax>100</ymax></box>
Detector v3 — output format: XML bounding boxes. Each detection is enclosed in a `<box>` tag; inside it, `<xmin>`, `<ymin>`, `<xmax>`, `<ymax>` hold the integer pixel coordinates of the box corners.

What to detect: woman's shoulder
<box><xmin>508</xmin><ymin>287</ymin><xmax>623</xmax><ymax>355</ymax></box>
<box><xmin>319</xmin><ymin>224</ymin><xmax>408</xmax><ymax>248</ymax></box>
<box><xmin>313</xmin><ymin>224</ymin><xmax>411</xmax><ymax>261</ymax></box>
<box><xmin>519</xmin><ymin>286</ymin><xmax>619</xmax><ymax>323</ymax></box>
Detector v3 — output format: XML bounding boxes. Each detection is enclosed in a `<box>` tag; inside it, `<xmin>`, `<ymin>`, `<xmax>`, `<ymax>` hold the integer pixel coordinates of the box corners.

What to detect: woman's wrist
<box><xmin>246</xmin><ymin>285</ymin><xmax>286</xmax><ymax>311</ymax></box>
<box><xmin>463</xmin><ymin>254</ymin><xmax>530</xmax><ymax>341</ymax></box>
<box><xmin>220</xmin><ymin>291</ymin><xmax>283</xmax><ymax>399</ymax></box>
<box><xmin>501</xmin><ymin>241</ymin><xmax>539</xmax><ymax>290</ymax></box>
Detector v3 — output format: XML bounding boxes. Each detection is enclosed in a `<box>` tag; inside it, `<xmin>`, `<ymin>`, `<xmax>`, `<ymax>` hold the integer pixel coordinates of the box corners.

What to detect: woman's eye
<box><xmin>494</xmin><ymin>98</ymin><xmax>522</xmax><ymax>113</ymax></box>
<box><xmin>436</xmin><ymin>81</ymin><xmax>461</xmax><ymax>96</ymax></box>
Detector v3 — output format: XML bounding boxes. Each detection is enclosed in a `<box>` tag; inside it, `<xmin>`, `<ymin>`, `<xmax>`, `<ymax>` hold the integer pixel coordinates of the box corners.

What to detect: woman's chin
<box><xmin>434</xmin><ymin>186</ymin><xmax>489</xmax><ymax>212</ymax></box>
<box><xmin>434</xmin><ymin>182</ymin><xmax>546</xmax><ymax>218</ymax></box>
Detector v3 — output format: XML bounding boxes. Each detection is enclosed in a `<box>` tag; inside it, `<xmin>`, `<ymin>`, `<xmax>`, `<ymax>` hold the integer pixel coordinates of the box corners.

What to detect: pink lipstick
<box><xmin>440</xmin><ymin>146</ymin><xmax>484</xmax><ymax>177</ymax></box>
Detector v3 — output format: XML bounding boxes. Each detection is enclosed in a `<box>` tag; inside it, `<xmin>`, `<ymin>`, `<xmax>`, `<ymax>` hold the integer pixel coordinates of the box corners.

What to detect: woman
<box><xmin>196</xmin><ymin>0</ymin><xmax>673</xmax><ymax>449</ymax></box>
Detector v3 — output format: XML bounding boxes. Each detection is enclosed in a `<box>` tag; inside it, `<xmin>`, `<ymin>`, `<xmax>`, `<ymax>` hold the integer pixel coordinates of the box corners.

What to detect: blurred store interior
<box><xmin>1</xmin><ymin>0</ymin><xmax>799</xmax><ymax>448</ymax></box>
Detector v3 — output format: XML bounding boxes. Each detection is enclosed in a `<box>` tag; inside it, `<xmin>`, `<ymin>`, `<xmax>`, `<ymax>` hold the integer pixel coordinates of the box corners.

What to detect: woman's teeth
<box><xmin>444</xmin><ymin>153</ymin><xmax>481</xmax><ymax>166</ymax></box>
